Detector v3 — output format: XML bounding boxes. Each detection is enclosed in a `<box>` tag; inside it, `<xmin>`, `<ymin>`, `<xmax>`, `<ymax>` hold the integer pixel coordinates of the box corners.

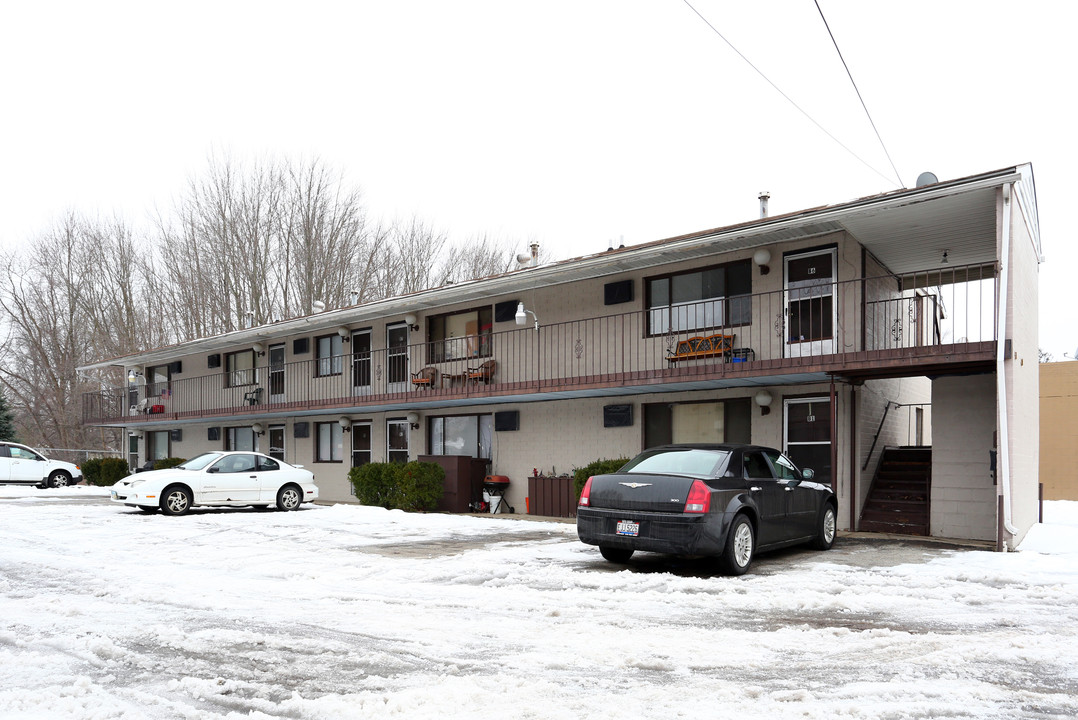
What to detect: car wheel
<box><xmin>811</xmin><ymin>504</ymin><xmax>837</xmax><ymax>550</ymax></box>
<box><xmin>719</xmin><ymin>514</ymin><xmax>755</xmax><ymax>576</ymax></box>
<box><xmin>276</xmin><ymin>485</ymin><xmax>302</xmax><ymax>511</ymax></box>
<box><xmin>160</xmin><ymin>485</ymin><xmax>192</xmax><ymax>516</ymax></box>
<box><xmin>48</xmin><ymin>471</ymin><xmax>72</xmax><ymax>488</ymax></box>
<box><xmin>599</xmin><ymin>546</ymin><xmax>634</xmax><ymax>563</ymax></box>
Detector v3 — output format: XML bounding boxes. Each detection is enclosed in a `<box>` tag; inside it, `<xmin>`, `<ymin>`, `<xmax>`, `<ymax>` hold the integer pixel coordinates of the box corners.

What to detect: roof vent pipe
<box><xmin>759</xmin><ymin>191</ymin><xmax>770</xmax><ymax>218</ymax></box>
<box><xmin>529</xmin><ymin>241</ymin><xmax>539</xmax><ymax>260</ymax></box>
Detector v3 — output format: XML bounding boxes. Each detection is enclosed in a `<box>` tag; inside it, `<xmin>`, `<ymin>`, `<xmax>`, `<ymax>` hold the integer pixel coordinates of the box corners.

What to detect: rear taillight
<box><xmin>684</xmin><ymin>479</ymin><xmax>711</xmax><ymax>514</ymax></box>
<box><xmin>578</xmin><ymin>477</ymin><xmax>594</xmax><ymax>507</ymax></box>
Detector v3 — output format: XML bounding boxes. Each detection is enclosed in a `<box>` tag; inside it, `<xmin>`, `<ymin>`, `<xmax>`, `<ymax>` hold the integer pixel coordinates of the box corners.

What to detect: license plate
<box><xmin>616</xmin><ymin>519</ymin><xmax>640</xmax><ymax>537</ymax></box>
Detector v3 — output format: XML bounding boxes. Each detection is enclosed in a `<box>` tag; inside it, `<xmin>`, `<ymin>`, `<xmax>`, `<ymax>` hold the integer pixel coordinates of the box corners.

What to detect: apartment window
<box><xmin>316</xmin><ymin>422</ymin><xmax>343</xmax><ymax>462</ymax></box>
<box><xmin>226</xmin><ymin>426</ymin><xmax>256</xmax><ymax>452</ymax></box>
<box><xmin>643</xmin><ymin>399</ymin><xmax>751</xmax><ymax>448</ymax></box>
<box><xmin>225</xmin><ymin>350</ymin><xmax>256</xmax><ymax>388</ymax></box>
<box><xmin>146</xmin><ymin>364</ymin><xmax>171</xmax><ymax>398</ymax></box>
<box><xmin>316</xmin><ymin>335</ymin><xmax>344</xmax><ymax>377</ymax></box>
<box><xmin>427</xmin><ymin>307</ymin><xmax>492</xmax><ymax>363</ymax></box>
<box><xmin>646</xmin><ymin>260</ymin><xmax>751</xmax><ymax>335</ymax></box>
<box><xmin>387</xmin><ymin>420</ymin><xmax>410</xmax><ymax>464</ymax></box>
<box><xmin>428</xmin><ymin>414</ymin><xmax>493</xmax><ymax>459</ymax></box>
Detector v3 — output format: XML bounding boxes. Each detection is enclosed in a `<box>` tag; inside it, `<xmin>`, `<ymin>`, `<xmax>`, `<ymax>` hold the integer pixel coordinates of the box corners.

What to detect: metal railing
<box><xmin>83</xmin><ymin>263</ymin><xmax>998</xmax><ymax>424</ymax></box>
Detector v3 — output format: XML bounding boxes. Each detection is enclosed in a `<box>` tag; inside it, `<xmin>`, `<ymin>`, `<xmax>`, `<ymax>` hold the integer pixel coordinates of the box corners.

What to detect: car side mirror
<box><xmin>786</xmin><ymin>479</ymin><xmax>802</xmax><ymax>488</ymax></box>
<box><xmin>802</xmin><ymin>468</ymin><xmax>815</xmax><ymax>480</ymax></box>
<box><xmin>206</xmin><ymin>467</ymin><xmax>219</xmax><ymax>474</ymax></box>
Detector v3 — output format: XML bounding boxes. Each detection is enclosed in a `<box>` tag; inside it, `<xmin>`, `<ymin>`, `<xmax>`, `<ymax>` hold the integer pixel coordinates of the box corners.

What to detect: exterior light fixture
<box><xmin>338</xmin><ymin>416</ymin><xmax>352</xmax><ymax>432</ymax></box>
<box><xmin>754</xmin><ymin>390</ymin><xmax>773</xmax><ymax>416</ymax></box>
<box><xmin>404</xmin><ymin>314</ymin><xmax>419</xmax><ymax>331</ymax></box>
<box><xmin>515</xmin><ymin>302</ymin><xmax>539</xmax><ymax>330</ymax></box>
<box><xmin>336</xmin><ymin>327</ymin><xmax>351</xmax><ymax>342</ymax></box>
<box><xmin>252</xmin><ymin>342</ymin><xmax>266</xmax><ymax>356</ymax></box>
<box><xmin>252</xmin><ymin>422</ymin><xmax>265</xmax><ymax>436</ymax></box>
<box><xmin>753</xmin><ymin>248</ymin><xmax>772</xmax><ymax>275</ymax></box>
<box><xmin>406</xmin><ymin>412</ymin><xmax>420</xmax><ymax>429</ymax></box>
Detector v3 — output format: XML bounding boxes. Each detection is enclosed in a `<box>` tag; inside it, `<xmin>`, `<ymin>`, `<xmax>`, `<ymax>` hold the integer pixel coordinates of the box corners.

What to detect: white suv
<box><xmin>0</xmin><ymin>442</ymin><xmax>83</xmax><ymax>488</ymax></box>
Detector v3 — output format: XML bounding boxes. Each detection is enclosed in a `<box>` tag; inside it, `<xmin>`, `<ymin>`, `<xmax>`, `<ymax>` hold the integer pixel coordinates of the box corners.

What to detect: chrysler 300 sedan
<box><xmin>111</xmin><ymin>452</ymin><xmax>318</xmax><ymax>516</ymax></box>
<box><xmin>576</xmin><ymin>444</ymin><xmax>836</xmax><ymax>575</ymax></box>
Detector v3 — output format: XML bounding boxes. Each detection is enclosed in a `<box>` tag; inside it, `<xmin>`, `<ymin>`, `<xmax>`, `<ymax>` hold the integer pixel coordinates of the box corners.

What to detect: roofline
<box><xmin>79</xmin><ymin>165</ymin><xmax>1029</xmax><ymax>372</ymax></box>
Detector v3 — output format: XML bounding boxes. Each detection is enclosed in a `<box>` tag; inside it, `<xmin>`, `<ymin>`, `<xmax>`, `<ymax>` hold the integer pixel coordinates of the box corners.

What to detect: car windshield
<box><xmin>620</xmin><ymin>448</ymin><xmax>732</xmax><ymax>478</ymax></box>
<box><xmin>177</xmin><ymin>453</ymin><xmax>223</xmax><ymax>471</ymax></box>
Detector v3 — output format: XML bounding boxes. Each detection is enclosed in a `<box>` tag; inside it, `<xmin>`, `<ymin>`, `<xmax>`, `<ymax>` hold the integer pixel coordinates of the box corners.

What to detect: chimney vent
<box><xmin>759</xmin><ymin>191</ymin><xmax>770</xmax><ymax>218</ymax></box>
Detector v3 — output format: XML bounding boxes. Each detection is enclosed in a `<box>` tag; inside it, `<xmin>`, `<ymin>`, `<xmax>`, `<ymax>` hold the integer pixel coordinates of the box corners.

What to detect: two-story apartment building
<box><xmin>81</xmin><ymin>165</ymin><xmax>1042</xmax><ymax>548</ymax></box>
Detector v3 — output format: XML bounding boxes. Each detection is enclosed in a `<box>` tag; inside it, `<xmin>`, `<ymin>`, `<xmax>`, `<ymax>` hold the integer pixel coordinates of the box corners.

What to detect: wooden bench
<box><xmin>666</xmin><ymin>334</ymin><xmax>735</xmax><ymax>362</ymax></box>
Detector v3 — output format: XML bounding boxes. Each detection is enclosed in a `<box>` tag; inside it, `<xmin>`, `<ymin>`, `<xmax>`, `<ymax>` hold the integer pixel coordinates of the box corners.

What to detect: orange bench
<box><xmin>666</xmin><ymin>334</ymin><xmax>734</xmax><ymax>362</ymax></box>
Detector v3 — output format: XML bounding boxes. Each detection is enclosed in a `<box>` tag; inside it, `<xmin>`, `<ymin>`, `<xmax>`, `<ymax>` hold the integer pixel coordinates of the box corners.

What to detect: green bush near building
<box><xmin>573</xmin><ymin>458</ymin><xmax>630</xmax><ymax>500</ymax></box>
<box><xmin>349</xmin><ymin>461</ymin><xmax>445</xmax><ymax>511</ymax></box>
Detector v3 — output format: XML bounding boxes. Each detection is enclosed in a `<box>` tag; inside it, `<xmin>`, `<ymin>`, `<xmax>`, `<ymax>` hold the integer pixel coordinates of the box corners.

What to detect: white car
<box><xmin>111</xmin><ymin>451</ymin><xmax>318</xmax><ymax>516</ymax></box>
<box><xmin>0</xmin><ymin>441</ymin><xmax>83</xmax><ymax>488</ymax></box>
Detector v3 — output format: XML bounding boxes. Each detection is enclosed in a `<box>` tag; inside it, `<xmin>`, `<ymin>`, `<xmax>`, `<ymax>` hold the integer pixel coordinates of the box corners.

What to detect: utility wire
<box><xmin>680</xmin><ymin>0</ymin><xmax>898</xmax><ymax>187</ymax></box>
<box><xmin>813</xmin><ymin>0</ymin><xmax>903</xmax><ymax>187</ymax></box>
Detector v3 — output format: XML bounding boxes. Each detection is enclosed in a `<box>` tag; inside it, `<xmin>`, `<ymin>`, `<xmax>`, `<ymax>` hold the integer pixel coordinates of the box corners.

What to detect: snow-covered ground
<box><xmin>2</xmin><ymin>486</ymin><xmax>1076</xmax><ymax>720</ymax></box>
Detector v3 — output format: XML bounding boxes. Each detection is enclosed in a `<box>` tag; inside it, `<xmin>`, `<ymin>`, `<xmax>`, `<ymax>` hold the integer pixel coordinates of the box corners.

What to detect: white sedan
<box><xmin>111</xmin><ymin>452</ymin><xmax>318</xmax><ymax>516</ymax></box>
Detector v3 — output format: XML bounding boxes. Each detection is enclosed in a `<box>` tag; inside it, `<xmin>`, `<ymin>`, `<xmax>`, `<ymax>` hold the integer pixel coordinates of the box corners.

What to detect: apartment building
<box><xmin>81</xmin><ymin>165</ymin><xmax>1043</xmax><ymax>548</ymax></box>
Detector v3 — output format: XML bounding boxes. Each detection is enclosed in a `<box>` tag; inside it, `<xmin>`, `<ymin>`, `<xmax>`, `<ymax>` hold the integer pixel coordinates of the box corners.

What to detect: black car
<box><xmin>576</xmin><ymin>444</ymin><xmax>836</xmax><ymax>575</ymax></box>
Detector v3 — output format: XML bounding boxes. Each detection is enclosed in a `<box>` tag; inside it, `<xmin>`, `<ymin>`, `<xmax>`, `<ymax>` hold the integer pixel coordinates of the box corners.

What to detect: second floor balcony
<box><xmin>83</xmin><ymin>264</ymin><xmax>1000</xmax><ymax>425</ymax></box>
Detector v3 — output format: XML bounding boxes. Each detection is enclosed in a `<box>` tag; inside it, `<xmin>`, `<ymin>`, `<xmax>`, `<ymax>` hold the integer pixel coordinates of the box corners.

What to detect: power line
<box><xmin>680</xmin><ymin>0</ymin><xmax>899</xmax><ymax>187</ymax></box>
<box><xmin>813</xmin><ymin>0</ymin><xmax>903</xmax><ymax>187</ymax></box>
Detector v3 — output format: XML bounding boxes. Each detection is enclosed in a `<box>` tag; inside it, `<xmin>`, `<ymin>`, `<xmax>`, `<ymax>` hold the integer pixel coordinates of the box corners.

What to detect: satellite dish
<box><xmin>916</xmin><ymin>171</ymin><xmax>939</xmax><ymax>188</ymax></box>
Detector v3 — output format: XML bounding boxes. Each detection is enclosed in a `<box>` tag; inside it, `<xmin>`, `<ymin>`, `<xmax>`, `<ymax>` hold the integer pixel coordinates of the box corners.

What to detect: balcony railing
<box><xmin>83</xmin><ymin>264</ymin><xmax>998</xmax><ymax>424</ymax></box>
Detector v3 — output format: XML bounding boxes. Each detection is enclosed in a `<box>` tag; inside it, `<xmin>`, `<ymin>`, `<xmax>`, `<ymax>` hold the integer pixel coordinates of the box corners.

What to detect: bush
<box><xmin>88</xmin><ymin>457</ymin><xmax>132</xmax><ymax>486</ymax></box>
<box><xmin>153</xmin><ymin>457</ymin><xmax>186</xmax><ymax>470</ymax></box>
<box><xmin>349</xmin><ymin>461</ymin><xmax>445</xmax><ymax>511</ymax></box>
<box><xmin>573</xmin><ymin>458</ymin><xmax>630</xmax><ymax>501</ymax></box>
<box><xmin>82</xmin><ymin>458</ymin><xmax>104</xmax><ymax>486</ymax></box>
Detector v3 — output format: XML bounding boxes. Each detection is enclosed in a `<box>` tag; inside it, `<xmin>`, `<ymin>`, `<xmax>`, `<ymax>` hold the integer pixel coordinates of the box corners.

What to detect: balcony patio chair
<box><xmin>464</xmin><ymin>359</ymin><xmax>497</xmax><ymax>385</ymax></box>
<box><xmin>410</xmin><ymin>366</ymin><xmax>440</xmax><ymax>389</ymax></box>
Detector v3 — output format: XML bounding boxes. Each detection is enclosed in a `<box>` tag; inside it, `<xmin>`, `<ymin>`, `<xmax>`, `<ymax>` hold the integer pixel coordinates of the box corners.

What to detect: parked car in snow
<box><xmin>0</xmin><ymin>441</ymin><xmax>83</xmax><ymax>488</ymax></box>
<box><xmin>576</xmin><ymin>444</ymin><xmax>836</xmax><ymax>575</ymax></box>
<box><xmin>111</xmin><ymin>451</ymin><xmax>318</xmax><ymax>516</ymax></box>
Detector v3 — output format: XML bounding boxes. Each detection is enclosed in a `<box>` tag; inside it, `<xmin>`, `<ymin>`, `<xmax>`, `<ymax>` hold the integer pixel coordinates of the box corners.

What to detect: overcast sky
<box><xmin>1</xmin><ymin>1</ymin><xmax>1074</xmax><ymax>357</ymax></box>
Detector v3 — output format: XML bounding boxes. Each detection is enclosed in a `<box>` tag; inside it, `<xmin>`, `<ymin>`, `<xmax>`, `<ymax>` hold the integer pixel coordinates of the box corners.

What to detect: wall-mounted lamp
<box><xmin>127</xmin><ymin>369</ymin><xmax>144</xmax><ymax>384</ymax></box>
<box><xmin>754</xmin><ymin>390</ymin><xmax>773</xmax><ymax>416</ymax></box>
<box><xmin>338</xmin><ymin>416</ymin><xmax>352</xmax><ymax>432</ymax></box>
<box><xmin>404</xmin><ymin>313</ymin><xmax>419</xmax><ymax>331</ymax></box>
<box><xmin>941</xmin><ymin>249</ymin><xmax>950</xmax><ymax>264</ymax></box>
<box><xmin>515</xmin><ymin>302</ymin><xmax>539</xmax><ymax>330</ymax></box>
<box><xmin>336</xmin><ymin>327</ymin><xmax>351</xmax><ymax>342</ymax></box>
<box><xmin>406</xmin><ymin>412</ymin><xmax>420</xmax><ymax>430</ymax></box>
<box><xmin>252</xmin><ymin>342</ymin><xmax>266</xmax><ymax>356</ymax></box>
<box><xmin>252</xmin><ymin>422</ymin><xmax>265</xmax><ymax>436</ymax></box>
<box><xmin>753</xmin><ymin>248</ymin><xmax>772</xmax><ymax>275</ymax></box>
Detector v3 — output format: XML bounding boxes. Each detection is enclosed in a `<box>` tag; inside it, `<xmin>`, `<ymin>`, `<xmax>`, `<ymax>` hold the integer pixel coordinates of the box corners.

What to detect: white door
<box><xmin>784</xmin><ymin>248</ymin><xmax>837</xmax><ymax>357</ymax></box>
<box><xmin>386</xmin><ymin>324</ymin><xmax>409</xmax><ymax>393</ymax></box>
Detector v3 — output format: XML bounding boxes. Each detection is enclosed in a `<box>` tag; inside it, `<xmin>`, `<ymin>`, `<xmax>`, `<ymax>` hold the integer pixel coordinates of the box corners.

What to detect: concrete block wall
<box><xmin>931</xmin><ymin>374</ymin><xmax>997</xmax><ymax>541</ymax></box>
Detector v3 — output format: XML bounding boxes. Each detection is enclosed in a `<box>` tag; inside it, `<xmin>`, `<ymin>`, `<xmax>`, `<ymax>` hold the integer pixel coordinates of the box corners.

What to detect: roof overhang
<box><xmin>80</xmin><ymin>165</ymin><xmax>1038</xmax><ymax>371</ymax></box>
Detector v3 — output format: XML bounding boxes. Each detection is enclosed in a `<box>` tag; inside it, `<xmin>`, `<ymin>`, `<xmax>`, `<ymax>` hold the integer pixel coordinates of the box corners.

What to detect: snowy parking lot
<box><xmin>2</xmin><ymin>487</ymin><xmax>1077</xmax><ymax>720</ymax></box>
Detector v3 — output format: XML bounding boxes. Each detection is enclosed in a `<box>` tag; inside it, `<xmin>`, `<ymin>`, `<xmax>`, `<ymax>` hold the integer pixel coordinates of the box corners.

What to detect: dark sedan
<box><xmin>576</xmin><ymin>444</ymin><xmax>836</xmax><ymax>575</ymax></box>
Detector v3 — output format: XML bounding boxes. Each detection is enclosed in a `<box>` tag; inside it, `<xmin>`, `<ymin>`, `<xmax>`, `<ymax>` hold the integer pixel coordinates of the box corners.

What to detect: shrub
<box><xmin>573</xmin><ymin>457</ymin><xmax>630</xmax><ymax>500</ymax></box>
<box><xmin>154</xmin><ymin>457</ymin><xmax>186</xmax><ymax>470</ymax></box>
<box><xmin>82</xmin><ymin>457</ymin><xmax>104</xmax><ymax>486</ymax></box>
<box><xmin>93</xmin><ymin>457</ymin><xmax>133</xmax><ymax>486</ymax></box>
<box><xmin>349</xmin><ymin>461</ymin><xmax>445</xmax><ymax>511</ymax></box>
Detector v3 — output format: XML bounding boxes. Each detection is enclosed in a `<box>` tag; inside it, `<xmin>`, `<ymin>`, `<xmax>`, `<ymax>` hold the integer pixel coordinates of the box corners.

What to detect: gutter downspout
<box><xmin>996</xmin><ymin>183</ymin><xmax>1019</xmax><ymax>543</ymax></box>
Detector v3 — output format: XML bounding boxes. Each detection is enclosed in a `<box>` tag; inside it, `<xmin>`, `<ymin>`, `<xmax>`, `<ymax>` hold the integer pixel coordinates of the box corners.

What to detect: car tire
<box><xmin>48</xmin><ymin>471</ymin><xmax>72</xmax><ymax>488</ymax></box>
<box><xmin>719</xmin><ymin>514</ymin><xmax>755</xmax><ymax>576</ymax></box>
<box><xmin>276</xmin><ymin>485</ymin><xmax>302</xmax><ymax>511</ymax></box>
<box><xmin>811</xmin><ymin>504</ymin><xmax>837</xmax><ymax>550</ymax></box>
<box><xmin>599</xmin><ymin>546</ymin><xmax>634</xmax><ymax>563</ymax></box>
<box><xmin>160</xmin><ymin>485</ymin><xmax>192</xmax><ymax>516</ymax></box>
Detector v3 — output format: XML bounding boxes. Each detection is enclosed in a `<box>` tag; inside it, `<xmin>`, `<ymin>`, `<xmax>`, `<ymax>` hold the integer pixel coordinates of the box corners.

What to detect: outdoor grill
<box><xmin>483</xmin><ymin>475</ymin><xmax>513</xmax><ymax>514</ymax></box>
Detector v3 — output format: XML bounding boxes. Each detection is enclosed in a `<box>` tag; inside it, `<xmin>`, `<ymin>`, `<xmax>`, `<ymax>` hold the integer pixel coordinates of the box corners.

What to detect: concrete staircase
<box><xmin>859</xmin><ymin>447</ymin><xmax>931</xmax><ymax>535</ymax></box>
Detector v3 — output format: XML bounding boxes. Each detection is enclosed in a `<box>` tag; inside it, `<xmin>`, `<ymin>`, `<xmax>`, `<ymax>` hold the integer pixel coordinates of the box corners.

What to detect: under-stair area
<box><xmin>859</xmin><ymin>447</ymin><xmax>931</xmax><ymax>535</ymax></box>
